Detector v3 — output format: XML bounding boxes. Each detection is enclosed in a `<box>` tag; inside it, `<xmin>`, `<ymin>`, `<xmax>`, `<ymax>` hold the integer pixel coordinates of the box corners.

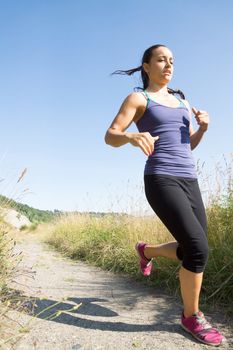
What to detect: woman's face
<box><xmin>143</xmin><ymin>46</ymin><xmax>174</xmax><ymax>85</ymax></box>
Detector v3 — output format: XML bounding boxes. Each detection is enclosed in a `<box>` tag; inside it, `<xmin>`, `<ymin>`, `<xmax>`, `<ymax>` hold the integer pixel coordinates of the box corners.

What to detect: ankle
<box><xmin>143</xmin><ymin>246</ymin><xmax>151</xmax><ymax>261</ymax></box>
<box><xmin>183</xmin><ymin>310</ymin><xmax>199</xmax><ymax>318</ymax></box>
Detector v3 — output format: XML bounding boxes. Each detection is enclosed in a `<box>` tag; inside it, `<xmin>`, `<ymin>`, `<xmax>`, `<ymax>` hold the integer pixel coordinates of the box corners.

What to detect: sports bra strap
<box><xmin>175</xmin><ymin>96</ymin><xmax>187</xmax><ymax>108</ymax></box>
<box><xmin>142</xmin><ymin>89</ymin><xmax>187</xmax><ymax>109</ymax></box>
<box><xmin>143</xmin><ymin>89</ymin><xmax>150</xmax><ymax>100</ymax></box>
<box><xmin>141</xmin><ymin>89</ymin><xmax>150</xmax><ymax>109</ymax></box>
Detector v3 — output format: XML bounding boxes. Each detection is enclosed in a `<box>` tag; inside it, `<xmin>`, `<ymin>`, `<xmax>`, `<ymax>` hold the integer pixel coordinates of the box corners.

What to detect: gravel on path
<box><xmin>9</xmin><ymin>233</ymin><xmax>233</xmax><ymax>350</ymax></box>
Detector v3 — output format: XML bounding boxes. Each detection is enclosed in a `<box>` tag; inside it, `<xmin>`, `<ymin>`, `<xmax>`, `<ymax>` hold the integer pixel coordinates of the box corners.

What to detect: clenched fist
<box><xmin>192</xmin><ymin>107</ymin><xmax>209</xmax><ymax>132</ymax></box>
<box><xmin>127</xmin><ymin>132</ymin><xmax>159</xmax><ymax>156</ymax></box>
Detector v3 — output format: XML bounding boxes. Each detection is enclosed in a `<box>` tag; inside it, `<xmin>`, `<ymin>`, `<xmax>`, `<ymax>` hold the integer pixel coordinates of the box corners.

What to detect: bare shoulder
<box><xmin>124</xmin><ymin>91</ymin><xmax>147</xmax><ymax>106</ymax></box>
<box><xmin>118</xmin><ymin>91</ymin><xmax>147</xmax><ymax>124</ymax></box>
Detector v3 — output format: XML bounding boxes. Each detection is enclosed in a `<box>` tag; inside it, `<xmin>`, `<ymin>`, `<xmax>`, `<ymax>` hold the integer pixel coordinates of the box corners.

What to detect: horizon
<box><xmin>0</xmin><ymin>1</ymin><xmax>232</xmax><ymax>214</ymax></box>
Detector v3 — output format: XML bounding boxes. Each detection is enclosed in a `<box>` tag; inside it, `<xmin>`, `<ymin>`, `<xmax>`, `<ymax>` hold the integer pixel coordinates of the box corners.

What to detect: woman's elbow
<box><xmin>104</xmin><ymin>130</ymin><xmax>113</xmax><ymax>145</ymax></box>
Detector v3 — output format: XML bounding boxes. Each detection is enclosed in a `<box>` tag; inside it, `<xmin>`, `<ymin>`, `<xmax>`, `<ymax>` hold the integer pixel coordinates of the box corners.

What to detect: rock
<box><xmin>0</xmin><ymin>208</ymin><xmax>31</xmax><ymax>229</ymax></box>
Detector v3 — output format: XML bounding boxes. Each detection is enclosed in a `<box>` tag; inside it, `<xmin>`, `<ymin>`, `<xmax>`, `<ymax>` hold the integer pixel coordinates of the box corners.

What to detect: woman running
<box><xmin>104</xmin><ymin>44</ymin><xmax>226</xmax><ymax>347</ymax></box>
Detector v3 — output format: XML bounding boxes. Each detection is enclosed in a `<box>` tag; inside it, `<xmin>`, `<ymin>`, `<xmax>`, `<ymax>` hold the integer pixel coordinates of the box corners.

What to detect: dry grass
<box><xmin>0</xmin><ymin>167</ymin><xmax>32</xmax><ymax>348</ymax></box>
<box><xmin>46</xmin><ymin>155</ymin><xmax>233</xmax><ymax>316</ymax></box>
<box><xmin>0</xmin><ymin>223</ymin><xmax>23</xmax><ymax>349</ymax></box>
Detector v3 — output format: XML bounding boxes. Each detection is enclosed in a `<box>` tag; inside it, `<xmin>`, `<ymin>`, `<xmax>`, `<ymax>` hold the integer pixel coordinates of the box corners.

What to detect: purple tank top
<box><xmin>136</xmin><ymin>91</ymin><xmax>197</xmax><ymax>178</ymax></box>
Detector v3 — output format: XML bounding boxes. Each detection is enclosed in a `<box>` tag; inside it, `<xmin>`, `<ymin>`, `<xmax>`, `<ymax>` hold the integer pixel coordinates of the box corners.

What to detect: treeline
<box><xmin>0</xmin><ymin>195</ymin><xmax>62</xmax><ymax>223</ymax></box>
<box><xmin>0</xmin><ymin>194</ymin><xmax>130</xmax><ymax>224</ymax></box>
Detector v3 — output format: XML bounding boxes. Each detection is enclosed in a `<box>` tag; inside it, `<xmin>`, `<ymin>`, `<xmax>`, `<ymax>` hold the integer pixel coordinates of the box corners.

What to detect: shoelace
<box><xmin>195</xmin><ymin>313</ymin><xmax>212</xmax><ymax>330</ymax></box>
<box><xmin>146</xmin><ymin>258</ymin><xmax>153</xmax><ymax>267</ymax></box>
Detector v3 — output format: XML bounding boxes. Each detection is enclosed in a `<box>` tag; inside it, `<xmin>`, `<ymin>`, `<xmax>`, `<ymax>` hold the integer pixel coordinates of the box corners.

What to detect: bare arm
<box><xmin>104</xmin><ymin>93</ymin><xmax>159</xmax><ymax>156</ymax></box>
<box><xmin>190</xmin><ymin>124</ymin><xmax>207</xmax><ymax>150</ymax></box>
<box><xmin>183</xmin><ymin>100</ymin><xmax>209</xmax><ymax>150</ymax></box>
<box><xmin>104</xmin><ymin>93</ymin><xmax>137</xmax><ymax>147</ymax></box>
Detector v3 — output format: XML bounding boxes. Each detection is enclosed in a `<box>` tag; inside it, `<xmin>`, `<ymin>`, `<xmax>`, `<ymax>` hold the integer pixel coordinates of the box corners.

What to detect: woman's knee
<box><xmin>182</xmin><ymin>240</ymin><xmax>209</xmax><ymax>273</ymax></box>
<box><xmin>196</xmin><ymin>242</ymin><xmax>209</xmax><ymax>267</ymax></box>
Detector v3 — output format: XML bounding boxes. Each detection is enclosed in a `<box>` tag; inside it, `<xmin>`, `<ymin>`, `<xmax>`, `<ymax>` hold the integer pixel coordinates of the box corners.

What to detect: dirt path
<box><xmin>8</xmin><ymin>233</ymin><xmax>233</xmax><ymax>350</ymax></box>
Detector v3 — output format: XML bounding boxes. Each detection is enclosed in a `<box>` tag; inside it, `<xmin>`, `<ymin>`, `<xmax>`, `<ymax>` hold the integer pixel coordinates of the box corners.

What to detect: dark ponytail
<box><xmin>111</xmin><ymin>65</ymin><xmax>142</xmax><ymax>76</ymax></box>
<box><xmin>167</xmin><ymin>88</ymin><xmax>185</xmax><ymax>99</ymax></box>
<box><xmin>111</xmin><ymin>44</ymin><xmax>185</xmax><ymax>100</ymax></box>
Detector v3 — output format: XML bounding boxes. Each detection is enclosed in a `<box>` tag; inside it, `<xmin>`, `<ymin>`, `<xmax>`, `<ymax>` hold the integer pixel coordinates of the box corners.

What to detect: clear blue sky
<box><xmin>0</xmin><ymin>0</ymin><xmax>232</xmax><ymax>214</ymax></box>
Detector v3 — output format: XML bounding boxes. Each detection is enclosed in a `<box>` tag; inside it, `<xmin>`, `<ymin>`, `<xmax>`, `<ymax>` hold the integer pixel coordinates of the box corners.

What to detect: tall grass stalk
<box><xmin>0</xmin><ymin>222</ymin><xmax>22</xmax><ymax>348</ymax></box>
<box><xmin>0</xmin><ymin>168</ymin><xmax>31</xmax><ymax>348</ymax></box>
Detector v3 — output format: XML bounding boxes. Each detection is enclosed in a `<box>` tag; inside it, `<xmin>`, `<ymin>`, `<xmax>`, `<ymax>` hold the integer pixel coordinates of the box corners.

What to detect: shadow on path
<box><xmin>19</xmin><ymin>293</ymin><xmax>191</xmax><ymax>338</ymax></box>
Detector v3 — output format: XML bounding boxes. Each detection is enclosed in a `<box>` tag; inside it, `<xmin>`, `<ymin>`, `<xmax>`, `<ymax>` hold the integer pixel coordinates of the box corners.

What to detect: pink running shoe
<box><xmin>181</xmin><ymin>310</ymin><xmax>227</xmax><ymax>346</ymax></box>
<box><xmin>135</xmin><ymin>241</ymin><xmax>153</xmax><ymax>276</ymax></box>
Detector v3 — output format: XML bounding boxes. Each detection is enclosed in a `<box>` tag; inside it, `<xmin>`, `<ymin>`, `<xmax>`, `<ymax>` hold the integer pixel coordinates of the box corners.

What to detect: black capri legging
<box><xmin>144</xmin><ymin>174</ymin><xmax>208</xmax><ymax>273</ymax></box>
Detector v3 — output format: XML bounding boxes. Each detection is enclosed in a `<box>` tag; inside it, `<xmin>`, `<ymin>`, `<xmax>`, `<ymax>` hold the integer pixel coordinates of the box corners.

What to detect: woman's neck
<box><xmin>146</xmin><ymin>82</ymin><xmax>169</xmax><ymax>95</ymax></box>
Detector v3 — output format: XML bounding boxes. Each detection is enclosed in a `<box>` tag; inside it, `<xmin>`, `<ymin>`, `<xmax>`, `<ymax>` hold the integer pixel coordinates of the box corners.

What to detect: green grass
<box><xmin>203</xmin><ymin>194</ymin><xmax>233</xmax><ymax>310</ymax></box>
<box><xmin>0</xmin><ymin>222</ymin><xmax>21</xmax><ymax>347</ymax></box>
<box><xmin>0</xmin><ymin>224</ymin><xmax>15</xmax><ymax>293</ymax></box>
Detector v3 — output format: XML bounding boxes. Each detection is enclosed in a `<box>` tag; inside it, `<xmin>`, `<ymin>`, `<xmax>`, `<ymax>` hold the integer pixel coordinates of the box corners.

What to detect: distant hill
<box><xmin>0</xmin><ymin>195</ymin><xmax>131</xmax><ymax>224</ymax></box>
<box><xmin>0</xmin><ymin>195</ymin><xmax>61</xmax><ymax>223</ymax></box>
